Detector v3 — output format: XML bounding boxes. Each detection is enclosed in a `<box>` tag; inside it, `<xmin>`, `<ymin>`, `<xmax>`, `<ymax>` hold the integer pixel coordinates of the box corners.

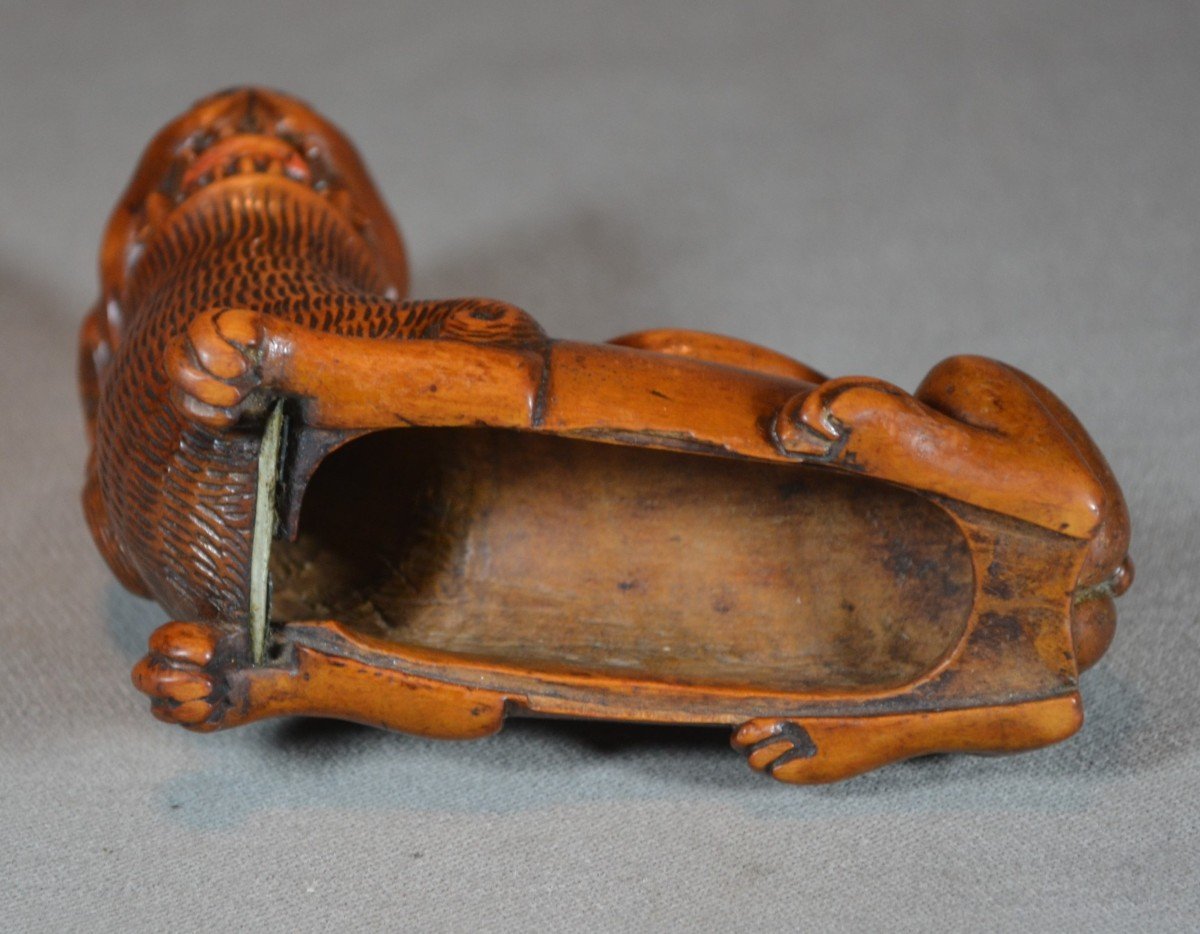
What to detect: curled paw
<box><xmin>131</xmin><ymin>620</ymin><xmax>236</xmax><ymax>731</ymax></box>
<box><xmin>166</xmin><ymin>308</ymin><xmax>268</xmax><ymax>428</ymax></box>
<box><xmin>732</xmin><ymin>718</ymin><xmax>818</xmax><ymax>776</ymax></box>
<box><xmin>774</xmin><ymin>376</ymin><xmax>924</xmax><ymax>458</ymax></box>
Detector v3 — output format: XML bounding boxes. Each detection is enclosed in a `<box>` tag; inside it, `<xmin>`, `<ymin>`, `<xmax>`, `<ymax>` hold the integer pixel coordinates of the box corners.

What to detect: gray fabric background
<box><xmin>2</xmin><ymin>1</ymin><xmax>1196</xmax><ymax>929</ymax></box>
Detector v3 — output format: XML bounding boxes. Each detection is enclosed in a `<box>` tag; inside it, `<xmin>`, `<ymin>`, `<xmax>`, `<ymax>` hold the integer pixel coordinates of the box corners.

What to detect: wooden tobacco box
<box><xmin>80</xmin><ymin>89</ymin><xmax>1132</xmax><ymax>783</ymax></box>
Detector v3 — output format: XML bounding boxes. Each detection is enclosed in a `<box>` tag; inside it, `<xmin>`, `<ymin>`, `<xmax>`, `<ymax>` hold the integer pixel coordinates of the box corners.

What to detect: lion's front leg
<box><xmin>165</xmin><ymin>303</ymin><xmax>546</xmax><ymax>433</ymax></box>
<box><xmin>132</xmin><ymin>619</ymin><xmax>508</xmax><ymax>738</ymax></box>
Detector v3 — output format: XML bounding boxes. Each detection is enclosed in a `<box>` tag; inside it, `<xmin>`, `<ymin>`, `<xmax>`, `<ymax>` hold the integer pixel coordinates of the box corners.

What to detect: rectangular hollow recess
<box><xmin>270</xmin><ymin>428</ymin><xmax>975</xmax><ymax>693</ymax></box>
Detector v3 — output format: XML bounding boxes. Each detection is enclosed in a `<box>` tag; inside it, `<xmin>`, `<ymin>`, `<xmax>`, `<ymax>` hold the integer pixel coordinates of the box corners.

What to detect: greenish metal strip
<box><xmin>248</xmin><ymin>402</ymin><xmax>285</xmax><ymax>665</ymax></box>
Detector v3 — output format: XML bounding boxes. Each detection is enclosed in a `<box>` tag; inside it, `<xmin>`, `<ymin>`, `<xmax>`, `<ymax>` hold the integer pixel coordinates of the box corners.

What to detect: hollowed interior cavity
<box><xmin>271</xmin><ymin>429</ymin><xmax>974</xmax><ymax>692</ymax></box>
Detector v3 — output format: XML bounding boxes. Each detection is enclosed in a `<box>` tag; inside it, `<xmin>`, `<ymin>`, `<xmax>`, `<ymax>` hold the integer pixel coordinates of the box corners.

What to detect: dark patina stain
<box><xmin>976</xmin><ymin>611</ymin><xmax>1024</xmax><ymax>649</ymax></box>
<box><xmin>983</xmin><ymin>578</ymin><xmax>1014</xmax><ymax>600</ymax></box>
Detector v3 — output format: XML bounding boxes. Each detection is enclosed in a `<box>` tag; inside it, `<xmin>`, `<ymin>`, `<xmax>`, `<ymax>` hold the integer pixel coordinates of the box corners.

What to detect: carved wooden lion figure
<box><xmin>81</xmin><ymin>88</ymin><xmax>1131</xmax><ymax>783</ymax></box>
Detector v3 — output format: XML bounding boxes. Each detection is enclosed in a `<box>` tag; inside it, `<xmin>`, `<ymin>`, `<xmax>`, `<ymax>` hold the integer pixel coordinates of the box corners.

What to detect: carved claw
<box><xmin>774</xmin><ymin>376</ymin><xmax>922</xmax><ymax>459</ymax></box>
<box><xmin>131</xmin><ymin>620</ymin><xmax>240</xmax><ymax>731</ymax></box>
<box><xmin>166</xmin><ymin>308</ymin><xmax>269</xmax><ymax>428</ymax></box>
<box><xmin>731</xmin><ymin>718</ymin><xmax>819</xmax><ymax>776</ymax></box>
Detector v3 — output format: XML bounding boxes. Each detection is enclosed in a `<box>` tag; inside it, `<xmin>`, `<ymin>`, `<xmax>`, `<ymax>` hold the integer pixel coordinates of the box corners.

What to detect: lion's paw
<box><xmin>166</xmin><ymin>308</ymin><xmax>268</xmax><ymax>428</ymax></box>
<box><xmin>131</xmin><ymin>620</ymin><xmax>234</xmax><ymax>731</ymax></box>
<box><xmin>774</xmin><ymin>377</ymin><xmax>921</xmax><ymax>459</ymax></box>
<box><xmin>732</xmin><ymin>718</ymin><xmax>819</xmax><ymax>776</ymax></box>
